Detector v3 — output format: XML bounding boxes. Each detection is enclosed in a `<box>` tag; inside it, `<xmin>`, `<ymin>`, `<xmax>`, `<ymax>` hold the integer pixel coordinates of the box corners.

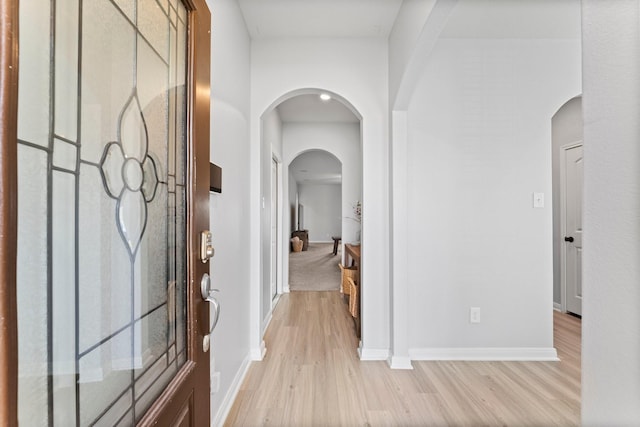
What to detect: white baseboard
<box><xmin>250</xmin><ymin>340</ymin><xmax>267</xmax><ymax>361</ymax></box>
<box><xmin>272</xmin><ymin>293</ymin><xmax>281</xmax><ymax>307</ymax></box>
<box><xmin>261</xmin><ymin>311</ymin><xmax>273</xmax><ymax>336</ymax></box>
<box><xmin>212</xmin><ymin>353</ymin><xmax>252</xmax><ymax>427</ymax></box>
<box><xmin>358</xmin><ymin>346</ymin><xmax>390</xmax><ymax>361</ymax></box>
<box><xmin>553</xmin><ymin>302</ymin><xmax>563</xmax><ymax>312</ymax></box>
<box><xmin>387</xmin><ymin>356</ymin><xmax>413</xmax><ymax>370</ymax></box>
<box><xmin>409</xmin><ymin>347</ymin><xmax>559</xmax><ymax>361</ymax></box>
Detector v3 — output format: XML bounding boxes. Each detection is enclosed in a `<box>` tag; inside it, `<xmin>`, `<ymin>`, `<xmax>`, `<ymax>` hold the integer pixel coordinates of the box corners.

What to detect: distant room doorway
<box><xmin>562</xmin><ymin>143</ymin><xmax>583</xmax><ymax>316</ymax></box>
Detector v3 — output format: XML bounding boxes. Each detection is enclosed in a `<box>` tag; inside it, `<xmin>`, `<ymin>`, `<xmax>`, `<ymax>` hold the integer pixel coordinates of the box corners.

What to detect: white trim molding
<box><xmin>358</xmin><ymin>346</ymin><xmax>390</xmax><ymax>361</ymax></box>
<box><xmin>409</xmin><ymin>347</ymin><xmax>559</xmax><ymax>361</ymax></box>
<box><xmin>212</xmin><ymin>353</ymin><xmax>252</xmax><ymax>427</ymax></box>
<box><xmin>261</xmin><ymin>311</ymin><xmax>273</xmax><ymax>336</ymax></box>
<box><xmin>553</xmin><ymin>302</ymin><xmax>563</xmax><ymax>312</ymax></box>
<box><xmin>250</xmin><ymin>340</ymin><xmax>267</xmax><ymax>361</ymax></box>
<box><xmin>388</xmin><ymin>356</ymin><xmax>413</xmax><ymax>370</ymax></box>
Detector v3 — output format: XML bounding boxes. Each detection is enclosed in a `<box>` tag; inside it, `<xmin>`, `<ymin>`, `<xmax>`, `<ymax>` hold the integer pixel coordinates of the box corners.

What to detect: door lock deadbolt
<box><xmin>200</xmin><ymin>231</ymin><xmax>214</xmax><ymax>263</ymax></box>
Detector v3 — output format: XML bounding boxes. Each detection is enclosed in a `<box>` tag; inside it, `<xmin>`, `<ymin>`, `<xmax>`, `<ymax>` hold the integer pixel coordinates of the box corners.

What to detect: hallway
<box><xmin>225</xmin><ymin>291</ymin><xmax>580</xmax><ymax>426</ymax></box>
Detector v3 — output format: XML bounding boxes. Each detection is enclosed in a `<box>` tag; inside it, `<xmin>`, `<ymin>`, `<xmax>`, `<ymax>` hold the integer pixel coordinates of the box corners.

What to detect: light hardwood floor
<box><xmin>224</xmin><ymin>292</ymin><xmax>581</xmax><ymax>426</ymax></box>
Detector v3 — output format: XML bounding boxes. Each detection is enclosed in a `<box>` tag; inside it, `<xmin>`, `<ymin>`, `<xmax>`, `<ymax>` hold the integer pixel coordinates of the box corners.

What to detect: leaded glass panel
<box><xmin>16</xmin><ymin>0</ymin><xmax>190</xmax><ymax>425</ymax></box>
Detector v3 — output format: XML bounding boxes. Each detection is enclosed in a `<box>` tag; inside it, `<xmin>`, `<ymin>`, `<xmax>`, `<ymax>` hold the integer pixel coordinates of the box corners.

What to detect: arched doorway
<box><xmin>257</xmin><ymin>89</ymin><xmax>362</xmax><ymax>345</ymax></box>
<box><xmin>288</xmin><ymin>150</ymin><xmax>343</xmax><ymax>292</ymax></box>
<box><xmin>551</xmin><ymin>96</ymin><xmax>583</xmax><ymax>314</ymax></box>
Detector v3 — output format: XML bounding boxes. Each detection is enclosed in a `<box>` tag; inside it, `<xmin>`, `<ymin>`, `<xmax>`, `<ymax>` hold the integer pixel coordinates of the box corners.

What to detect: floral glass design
<box><xmin>99</xmin><ymin>91</ymin><xmax>159</xmax><ymax>258</ymax></box>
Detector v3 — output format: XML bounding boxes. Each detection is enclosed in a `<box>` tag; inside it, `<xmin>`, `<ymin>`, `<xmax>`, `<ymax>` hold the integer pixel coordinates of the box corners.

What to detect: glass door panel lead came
<box><xmin>11</xmin><ymin>0</ymin><xmax>212</xmax><ymax>425</ymax></box>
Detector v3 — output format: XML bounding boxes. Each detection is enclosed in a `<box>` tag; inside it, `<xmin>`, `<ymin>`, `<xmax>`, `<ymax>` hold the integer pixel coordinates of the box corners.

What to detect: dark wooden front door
<box><xmin>0</xmin><ymin>0</ymin><xmax>212</xmax><ymax>424</ymax></box>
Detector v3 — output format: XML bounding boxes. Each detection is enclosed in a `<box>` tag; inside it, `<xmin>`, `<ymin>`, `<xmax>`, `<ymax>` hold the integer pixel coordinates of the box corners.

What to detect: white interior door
<box><xmin>271</xmin><ymin>158</ymin><xmax>278</xmax><ymax>301</ymax></box>
<box><xmin>563</xmin><ymin>144</ymin><xmax>583</xmax><ymax>315</ymax></box>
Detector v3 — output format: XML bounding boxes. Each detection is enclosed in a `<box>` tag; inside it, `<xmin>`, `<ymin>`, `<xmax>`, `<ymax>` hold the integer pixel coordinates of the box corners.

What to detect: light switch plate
<box><xmin>470</xmin><ymin>307</ymin><xmax>481</xmax><ymax>324</ymax></box>
<box><xmin>533</xmin><ymin>192</ymin><xmax>544</xmax><ymax>208</ymax></box>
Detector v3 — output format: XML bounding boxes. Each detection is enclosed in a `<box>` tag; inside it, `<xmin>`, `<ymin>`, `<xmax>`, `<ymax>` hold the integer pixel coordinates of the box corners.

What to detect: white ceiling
<box><xmin>237</xmin><ymin>0</ymin><xmax>403</xmax><ymax>39</ymax></box>
<box><xmin>276</xmin><ymin>94</ymin><xmax>359</xmax><ymax>123</ymax></box>
<box><xmin>441</xmin><ymin>0</ymin><xmax>581</xmax><ymax>39</ymax></box>
<box><xmin>237</xmin><ymin>0</ymin><xmax>581</xmax><ymax>41</ymax></box>
<box><xmin>290</xmin><ymin>150</ymin><xmax>342</xmax><ymax>185</ymax></box>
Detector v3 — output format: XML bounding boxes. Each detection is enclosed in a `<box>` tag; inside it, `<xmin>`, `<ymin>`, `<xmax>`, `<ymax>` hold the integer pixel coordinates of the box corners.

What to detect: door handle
<box><xmin>200</xmin><ymin>273</ymin><xmax>220</xmax><ymax>352</ymax></box>
<box><xmin>564</xmin><ymin>236</ymin><xmax>574</xmax><ymax>242</ymax></box>
<box><xmin>200</xmin><ymin>273</ymin><xmax>220</xmax><ymax>332</ymax></box>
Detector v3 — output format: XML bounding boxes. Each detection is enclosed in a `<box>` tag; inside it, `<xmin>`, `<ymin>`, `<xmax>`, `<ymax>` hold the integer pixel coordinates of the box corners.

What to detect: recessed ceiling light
<box><xmin>319</xmin><ymin>93</ymin><xmax>331</xmax><ymax>101</ymax></box>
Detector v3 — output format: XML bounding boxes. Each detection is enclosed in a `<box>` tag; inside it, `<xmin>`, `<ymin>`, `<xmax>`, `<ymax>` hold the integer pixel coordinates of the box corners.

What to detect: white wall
<box><xmin>207</xmin><ymin>0</ymin><xmax>252</xmax><ymax>423</ymax></box>
<box><xmin>250</xmin><ymin>39</ymin><xmax>390</xmax><ymax>357</ymax></box>
<box><xmin>551</xmin><ymin>96</ymin><xmax>582</xmax><ymax>307</ymax></box>
<box><xmin>582</xmin><ymin>1</ymin><xmax>640</xmax><ymax>424</ymax></box>
<box><xmin>298</xmin><ymin>183</ymin><xmax>342</xmax><ymax>242</ymax></box>
<box><xmin>405</xmin><ymin>38</ymin><xmax>581</xmax><ymax>356</ymax></box>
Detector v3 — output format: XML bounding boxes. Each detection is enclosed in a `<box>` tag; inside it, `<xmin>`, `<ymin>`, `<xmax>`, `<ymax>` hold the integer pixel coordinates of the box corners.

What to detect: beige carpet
<box><xmin>289</xmin><ymin>243</ymin><xmax>341</xmax><ymax>291</ymax></box>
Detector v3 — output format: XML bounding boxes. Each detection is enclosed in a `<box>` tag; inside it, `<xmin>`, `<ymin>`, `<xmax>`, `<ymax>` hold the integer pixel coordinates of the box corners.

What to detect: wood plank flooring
<box><xmin>224</xmin><ymin>292</ymin><xmax>581</xmax><ymax>426</ymax></box>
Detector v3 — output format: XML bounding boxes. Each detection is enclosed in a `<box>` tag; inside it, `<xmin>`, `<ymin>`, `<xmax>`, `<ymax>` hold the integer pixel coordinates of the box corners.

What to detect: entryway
<box><xmin>257</xmin><ymin>89</ymin><xmax>363</xmax><ymax>348</ymax></box>
<box><xmin>552</xmin><ymin>96</ymin><xmax>583</xmax><ymax>317</ymax></box>
<box><xmin>562</xmin><ymin>144</ymin><xmax>583</xmax><ymax>315</ymax></box>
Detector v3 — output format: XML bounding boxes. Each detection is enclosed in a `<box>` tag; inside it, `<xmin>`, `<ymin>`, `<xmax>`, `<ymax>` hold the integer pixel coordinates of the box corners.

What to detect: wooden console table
<box><xmin>345</xmin><ymin>243</ymin><xmax>360</xmax><ymax>267</ymax></box>
<box><xmin>344</xmin><ymin>244</ymin><xmax>361</xmax><ymax>337</ymax></box>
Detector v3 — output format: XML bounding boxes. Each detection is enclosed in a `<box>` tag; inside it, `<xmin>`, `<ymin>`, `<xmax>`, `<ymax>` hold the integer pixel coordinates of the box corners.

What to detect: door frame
<box><xmin>0</xmin><ymin>0</ymin><xmax>20</xmax><ymax>424</ymax></box>
<box><xmin>0</xmin><ymin>0</ymin><xmax>212</xmax><ymax>424</ymax></box>
<box><xmin>559</xmin><ymin>141</ymin><xmax>583</xmax><ymax>314</ymax></box>
<box><xmin>270</xmin><ymin>155</ymin><xmax>280</xmax><ymax>304</ymax></box>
